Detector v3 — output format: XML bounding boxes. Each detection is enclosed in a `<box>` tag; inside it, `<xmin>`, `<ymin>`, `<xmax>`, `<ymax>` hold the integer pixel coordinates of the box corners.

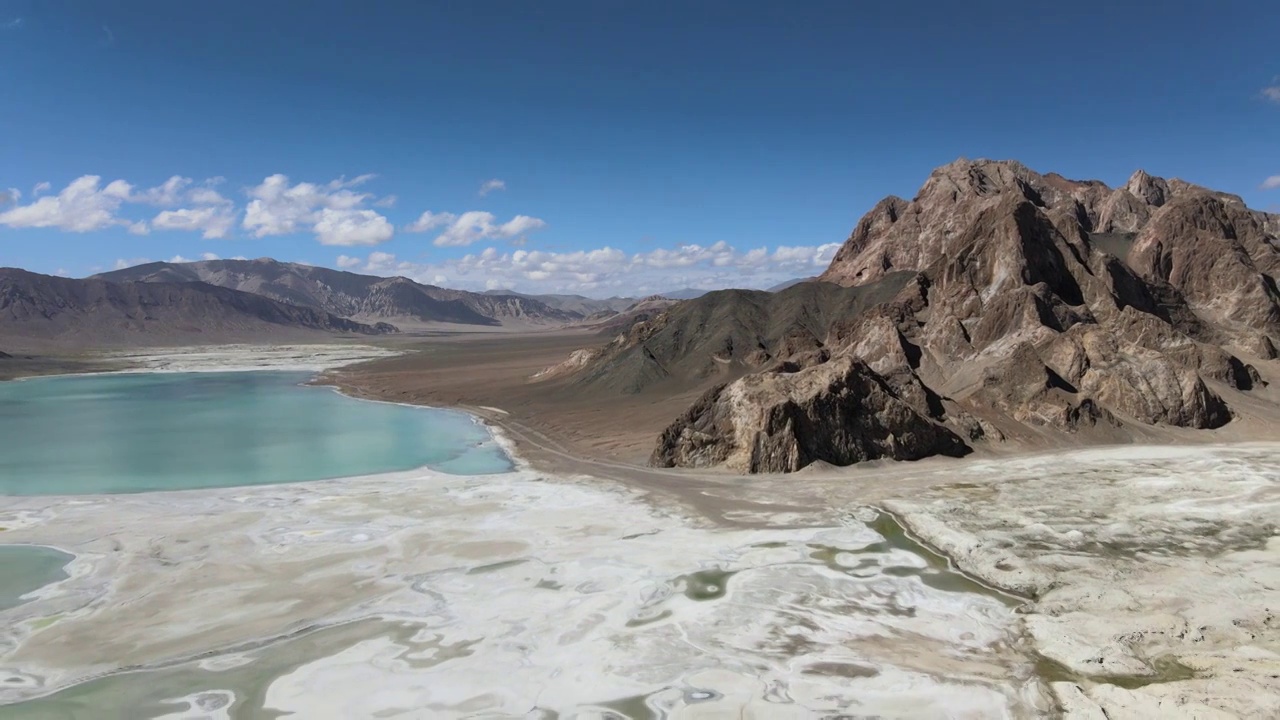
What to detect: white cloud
<box><xmin>366</xmin><ymin>251</ymin><xmax>397</xmax><ymax>269</ymax></box>
<box><xmin>242</xmin><ymin>173</ymin><xmax>392</xmax><ymax>246</ymax></box>
<box><xmin>478</xmin><ymin>179</ymin><xmax>506</xmax><ymax>196</ymax></box>
<box><xmin>188</xmin><ymin>187</ymin><xmax>231</xmax><ymax>206</ymax></box>
<box><xmin>55</xmin><ymin>268</ymin><xmax>69</xmax><ymax>277</ymax></box>
<box><xmin>161</xmin><ymin>252</ymin><xmax>221</xmax><ymax>263</ymax></box>
<box><xmin>0</xmin><ymin>176</ymin><xmax>134</xmax><ymax>232</ymax></box>
<box><xmin>406</xmin><ymin>210</ymin><xmax>456</xmax><ymax>233</ymax></box>
<box><xmin>0</xmin><ymin>174</ymin><xmax>236</xmax><ymax>235</ymax></box>
<box><xmin>336</xmin><ymin>242</ymin><xmax>839</xmax><ymax>295</ymax></box>
<box><xmin>113</xmin><ymin>257</ymin><xmax>152</xmax><ymax>270</ymax></box>
<box><xmin>0</xmin><ymin>188</ymin><xmax>17</xmax><ymax>205</ymax></box>
<box><xmin>373</xmin><ymin>195</ymin><xmax>397</xmax><ymax>208</ymax></box>
<box><xmin>152</xmin><ymin>206</ymin><xmax>237</xmax><ymax>239</ymax></box>
<box><xmin>313</xmin><ymin>208</ymin><xmax>394</xmax><ymax>246</ymax></box>
<box><xmin>133</xmin><ymin>176</ymin><xmax>192</xmax><ymax>205</ymax></box>
<box><xmin>406</xmin><ymin>209</ymin><xmax>547</xmax><ymax>247</ymax></box>
<box><xmin>1261</xmin><ymin>175</ymin><xmax>1280</xmax><ymax>190</ymax></box>
<box><xmin>1263</xmin><ymin>86</ymin><xmax>1280</xmax><ymax>104</ymax></box>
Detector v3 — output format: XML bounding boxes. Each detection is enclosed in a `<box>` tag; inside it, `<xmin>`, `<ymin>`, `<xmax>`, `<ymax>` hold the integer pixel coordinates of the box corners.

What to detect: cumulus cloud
<box><xmin>152</xmin><ymin>206</ymin><xmax>237</xmax><ymax>239</ymax></box>
<box><xmin>188</xmin><ymin>186</ymin><xmax>231</xmax><ymax>206</ymax></box>
<box><xmin>338</xmin><ymin>241</ymin><xmax>840</xmax><ymax>295</ymax></box>
<box><xmin>0</xmin><ymin>174</ymin><xmax>237</xmax><ymax>236</ymax></box>
<box><xmin>1261</xmin><ymin>175</ymin><xmax>1280</xmax><ymax>190</ymax></box>
<box><xmin>478</xmin><ymin>179</ymin><xmax>506</xmax><ymax>196</ymax></box>
<box><xmin>1263</xmin><ymin>85</ymin><xmax>1280</xmax><ymax>104</ymax></box>
<box><xmin>4</xmin><ymin>172</ymin><xmax>561</xmax><ymax>252</ymax></box>
<box><xmin>242</xmin><ymin>173</ymin><xmax>393</xmax><ymax>246</ymax></box>
<box><xmin>201</xmin><ymin>252</ymin><xmax>221</xmax><ymax>261</ymax></box>
<box><xmin>405</xmin><ymin>210</ymin><xmax>456</xmax><ymax>233</ymax></box>
<box><xmin>0</xmin><ymin>176</ymin><xmax>135</xmax><ymax>232</ymax></box>
<box><xmin>132</xmin><ymin>176</ymin><xmax>193</xmax><ymax>205</ymax></box>
<box><xmin>406</xmin><ymin>209</ymin><xmax>547</xmax><ymax>247</ymax></box>
<box><xmin>313</xmin><ymin>208</ymin><xmax>394</xmax><ymax>246</ymax></box>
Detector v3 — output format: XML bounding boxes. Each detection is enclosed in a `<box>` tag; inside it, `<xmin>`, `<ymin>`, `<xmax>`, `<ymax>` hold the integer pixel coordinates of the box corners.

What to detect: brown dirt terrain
<box><xmin>321</xmin><ymin>330</ymin><xmax>715</xmax><ymax>466</ymax></box>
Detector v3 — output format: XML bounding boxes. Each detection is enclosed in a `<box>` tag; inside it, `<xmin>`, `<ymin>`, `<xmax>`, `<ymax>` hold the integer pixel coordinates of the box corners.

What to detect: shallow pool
<box><xmin>0</xmin><ymin>372</ymin><xmax>512</xmax><ymax>495</ymax></box>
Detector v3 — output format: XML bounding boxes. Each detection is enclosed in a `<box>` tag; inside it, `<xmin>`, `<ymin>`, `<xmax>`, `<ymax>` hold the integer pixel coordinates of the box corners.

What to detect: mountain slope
<box><xmin>482</xmin><ymin>289</ymin><xmax>635</xmax><ymax>316</ymax></box>
<box><xmin>0</xmin><ymin>268</ymin><xmax>395</xmax><ymax>347</ymax></box>
<box><xmin>96</xmin><ymin>258</ymin><xmax>580</xmax><ymax>327</ymax></box>
<box><xmin>564</xmin><ymin>274</ymin><xmax>915</xmax><ymax>394</ymax></box>
<box><xmin>550</xmin><ymin>159</ymin><xmax>1280</xmax><ymax>472</ymax></box>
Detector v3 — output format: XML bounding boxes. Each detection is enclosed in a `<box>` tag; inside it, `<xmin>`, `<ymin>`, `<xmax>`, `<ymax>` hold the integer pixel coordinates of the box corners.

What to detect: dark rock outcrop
<box><xmin>650</xmin><ymin>356</ymin><xmax>970</xmax><ymax>473</ymax></box>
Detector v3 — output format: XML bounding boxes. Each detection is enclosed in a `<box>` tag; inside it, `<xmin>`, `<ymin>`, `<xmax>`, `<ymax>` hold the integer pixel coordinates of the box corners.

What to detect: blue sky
<box><xmin>1</xmin><ymin>0</ymin><xmax>1277</xmax><ymax>296</ymax></box>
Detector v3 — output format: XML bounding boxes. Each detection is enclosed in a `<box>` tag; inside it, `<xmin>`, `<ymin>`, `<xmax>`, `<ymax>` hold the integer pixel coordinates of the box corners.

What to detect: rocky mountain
<box><xmin>482</xmin><ymin>289</ymin><xmax>636</xmax><ymax>317</ymax></box>
<box><xmin>96</xmin><ymin>259</ymin><xmax>581</xmax><ymax>327</ymax></box>
<box><xmin>0</xmin><ymin>268</ymin><xmax>395</xmax><ymax>347</ymax></box>
<box><xmin>660</xmin><ymin>288</ymin><xmax>711</xmax><ymax>300</ymax></box>
<box><xmin>766</xmin><ymin>277</ymin><xmax>812</xmax><ymax>292</ymax></box>
<box><xmin>581</xmin><ymin>295</ymin><xmax>684</xmax><ymax>337</ymax></box>
<box><xmin>546</xmin><ymin>159</ymin><xmax>1280</xmax><ymax>473</ymax></box>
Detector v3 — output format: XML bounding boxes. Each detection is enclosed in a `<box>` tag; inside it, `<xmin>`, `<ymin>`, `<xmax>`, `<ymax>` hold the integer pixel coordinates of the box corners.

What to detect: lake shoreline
<box><xmin>3</xmin><ymin>345</ymin><xmax>1278</xmax><ymax>717</ymax></box>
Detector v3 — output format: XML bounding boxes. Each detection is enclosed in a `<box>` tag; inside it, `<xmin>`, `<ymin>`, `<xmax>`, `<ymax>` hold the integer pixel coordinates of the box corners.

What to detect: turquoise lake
<box><xmin>0</xmin><ymin>371</ymin><xmax>512</xmax><ymax>495</ymax></box>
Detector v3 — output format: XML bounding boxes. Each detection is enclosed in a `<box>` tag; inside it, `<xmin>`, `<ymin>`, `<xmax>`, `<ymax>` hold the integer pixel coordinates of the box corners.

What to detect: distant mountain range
<box><xmin>480</xmin><ymin>289</ymin><xmax>635</xmax><ymax>317</ymax></box>
<box><xmin>652</xmin><ymin>279</ymin><xmax>809</xmax><ymax>300</ymax></box>
<box><xmin>1</xmin><ymin>255</ymin><xmax>818</xmax><ymax>350</ymax></box>
<box><xmin>0</xmin><ymin>268</ymin><xmax>394</xmax><ymax>348</ymax></box>
<box><xmin>766</xmin><ymin>277</ymin><xmax>812</xmax><ymax>292</ymax></box>
<box><xmin>2</xmin><ymin>258</ymin><xmax>704</xmax><ymax>349</ymax></box>
<box><xmin>658</xmin><ymin>288</ymin><xmax>710</xmax><ymax>300</ymax></box>
<box><xmin>95</xmin><ymin>259</ymin><xmax>586</xmax><ymax>328</ymax></box>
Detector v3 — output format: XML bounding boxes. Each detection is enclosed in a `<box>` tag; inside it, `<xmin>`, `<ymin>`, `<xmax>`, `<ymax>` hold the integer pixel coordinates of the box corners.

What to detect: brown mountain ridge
<box><xmin>543</xmin><ymin>159</ymin><xmax>1280</xmax><ymax>473</ymax></box>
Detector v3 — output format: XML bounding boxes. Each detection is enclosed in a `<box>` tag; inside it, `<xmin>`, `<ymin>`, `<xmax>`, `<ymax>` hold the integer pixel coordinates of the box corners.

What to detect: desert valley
<box><xmin>2</xmin><ymin>159</ymin><xmax>1280</xmax><ymax>718</ymax></box>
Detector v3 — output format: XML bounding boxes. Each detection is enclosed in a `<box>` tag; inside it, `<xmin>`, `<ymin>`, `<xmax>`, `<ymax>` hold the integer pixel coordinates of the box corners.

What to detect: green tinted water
<box><xmin>0</xmin><ymin>545</ymin><xmax>73</xmax><ymax>611</ymax></box>
<box><xmin>0</xmin><ymin>371</ymin><xmax>512</xmax><ymax>495</ymax></box>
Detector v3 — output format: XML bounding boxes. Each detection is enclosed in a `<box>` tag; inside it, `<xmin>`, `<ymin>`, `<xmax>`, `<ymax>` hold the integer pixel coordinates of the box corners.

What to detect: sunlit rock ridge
<box><xmin>554</xmin><ymin>159</ymin><xmax>1280</xmax><ymax>472</ymax></box>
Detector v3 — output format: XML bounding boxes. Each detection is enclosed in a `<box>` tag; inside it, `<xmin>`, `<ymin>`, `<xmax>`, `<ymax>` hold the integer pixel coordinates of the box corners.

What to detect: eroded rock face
<box><xmin>970</xmin><ymin>344</ymin><xmax>1118</xmax><ymax>431</ymax></box>
<box><xmin>568</xmin><ymin>158</ymin><xmax>1279</xmax><ymax>472</ymax></box>
<box><xmin>1042</xmin><ymin>327</ymin><xmax>1232</xmax><ymax>429</ymax></box>
<box><xmin>651</xmin><ymin>356</ymin><xmax>969</xmax><ymax>473</ymax></box>
<box><xmin>1128</xmin><ymin>194</ymin><xmax>1280</xmax><ymax>338</ymax></box>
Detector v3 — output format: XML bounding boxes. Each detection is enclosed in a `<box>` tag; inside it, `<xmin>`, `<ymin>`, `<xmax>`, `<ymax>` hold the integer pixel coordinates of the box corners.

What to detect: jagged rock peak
<box><xmin>1125</xmin><ymin>169</ymin><xmax>1170</xmax><ymax>207</ymax></box>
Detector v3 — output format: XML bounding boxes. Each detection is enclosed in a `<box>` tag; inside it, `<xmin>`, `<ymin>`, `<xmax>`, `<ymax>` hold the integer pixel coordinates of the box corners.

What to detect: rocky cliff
<box><xmin>553</xmin><ymin>159</ymin><xmax>1279</xmax><ymax>472</ymax></box>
